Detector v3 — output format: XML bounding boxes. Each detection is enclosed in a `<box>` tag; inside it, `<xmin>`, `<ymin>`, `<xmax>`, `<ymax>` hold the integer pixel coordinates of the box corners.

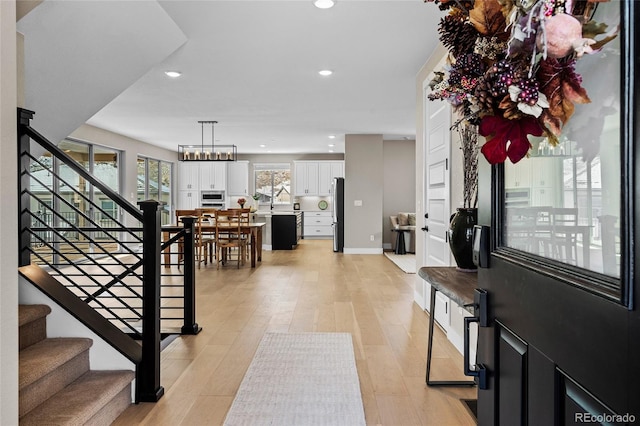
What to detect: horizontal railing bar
<box><xmin>24</xmin><ymin>125</ymin><xmax>143</xmax><ymax>221</ymax></box>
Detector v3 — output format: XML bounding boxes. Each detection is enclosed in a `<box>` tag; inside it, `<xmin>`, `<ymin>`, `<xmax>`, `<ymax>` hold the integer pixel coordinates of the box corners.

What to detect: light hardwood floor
<box><xmin>113</xmin><ymin>239</ymin><xmax>477</xmax><ymax>426</ymax></box>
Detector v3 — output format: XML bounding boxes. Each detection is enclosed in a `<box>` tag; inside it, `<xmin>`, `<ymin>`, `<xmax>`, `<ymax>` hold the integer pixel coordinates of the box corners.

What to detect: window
<box><xmin>499</xmin><ymin>1</ymin><xmax>621</xmax><ymax>299</ymax></box>
<box><xmin>137</xmin><ymin>156</ymin><xmax>173</xmax><ymax>225</ymax></box>
<box><xmin>30</xmin><ymin>139</ymin><xmax>123</xmax><ymax>255</ymax></box>
<box><xmin>254</xmin><ymin>164</ymin><xmax>291</xmax><ymax>206</ymax></box>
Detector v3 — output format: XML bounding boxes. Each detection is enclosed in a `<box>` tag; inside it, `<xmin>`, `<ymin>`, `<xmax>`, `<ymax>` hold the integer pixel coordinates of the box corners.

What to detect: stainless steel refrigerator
<box><xmin>331</xmin><ymin>177</ymin><xmax>344</xmax><ymax>252</ymax></box>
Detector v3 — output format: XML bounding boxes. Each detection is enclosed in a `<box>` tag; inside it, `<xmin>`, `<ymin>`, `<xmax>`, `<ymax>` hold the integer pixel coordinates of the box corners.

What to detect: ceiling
<box><xmin>26</xmin><ymin>1</ymin><xmax>446</xmax><ymax>155</ymax></box>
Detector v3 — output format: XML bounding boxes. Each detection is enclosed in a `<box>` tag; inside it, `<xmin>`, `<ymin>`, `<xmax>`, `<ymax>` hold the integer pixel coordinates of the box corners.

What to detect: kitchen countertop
<box><xmin>254</xmin><ymin>210</ymin><xmax>301</xmax><ymax>215</ymax></box>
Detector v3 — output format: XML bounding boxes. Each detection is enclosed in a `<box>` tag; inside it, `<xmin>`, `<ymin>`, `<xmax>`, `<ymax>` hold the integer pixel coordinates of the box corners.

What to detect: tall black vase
<box><xmin>448</xmin><ymin>207</ymin><xmax>478</xmax><ymax>271</ymax></box>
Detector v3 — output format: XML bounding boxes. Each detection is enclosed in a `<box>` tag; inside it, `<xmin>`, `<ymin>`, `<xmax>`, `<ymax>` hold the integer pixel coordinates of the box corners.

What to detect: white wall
<box><xmin>1</xmin><ymin>1</ymin><xmax>19</xmax><ymax>422</ymax></box>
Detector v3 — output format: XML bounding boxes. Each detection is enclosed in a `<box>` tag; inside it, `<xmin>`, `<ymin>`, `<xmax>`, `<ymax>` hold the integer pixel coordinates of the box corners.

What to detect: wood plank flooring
<box><xmin>113</xmin><ymin>239</ymin><xmax>477</xmax><ymax>426</ymax></box>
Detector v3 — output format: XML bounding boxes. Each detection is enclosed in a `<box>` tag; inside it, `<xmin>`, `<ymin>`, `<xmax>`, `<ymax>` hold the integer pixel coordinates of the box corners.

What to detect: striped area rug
<box><xmin>223</xmin><ymin>332</ymin><xmax>366</xmax><ymax>426</ymax></box>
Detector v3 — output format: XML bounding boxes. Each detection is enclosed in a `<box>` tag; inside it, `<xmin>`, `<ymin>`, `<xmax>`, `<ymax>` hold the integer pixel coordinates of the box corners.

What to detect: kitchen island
<box><xmin>271</xmin><ymin>211</ymin><xmax>302</xmax><ymax>250</ymax></box>
<box><xmin>251</xmin><ymin>211</ymin><xmax>303</xmax><ymax>250</ymax></box>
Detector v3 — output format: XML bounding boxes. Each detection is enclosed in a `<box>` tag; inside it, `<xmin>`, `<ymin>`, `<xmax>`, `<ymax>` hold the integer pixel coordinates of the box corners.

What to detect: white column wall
<box><xmin>1</xmin><ymin>0</ymin><xmax>19</xmax><ymax>423</ymax></box>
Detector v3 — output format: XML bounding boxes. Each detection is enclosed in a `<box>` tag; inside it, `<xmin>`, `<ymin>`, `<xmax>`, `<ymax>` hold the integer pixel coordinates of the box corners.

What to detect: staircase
<box><xmin>19</xmin><ymin>304</ymin><xmax>135</xmax><ymax>425</ymax></box>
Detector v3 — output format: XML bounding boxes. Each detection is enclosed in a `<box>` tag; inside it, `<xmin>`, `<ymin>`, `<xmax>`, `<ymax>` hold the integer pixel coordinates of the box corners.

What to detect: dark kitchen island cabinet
<box><xmin>271</xmin><ymin>213</ymin><xmax>302</xmax><ymax>250</ymax></box>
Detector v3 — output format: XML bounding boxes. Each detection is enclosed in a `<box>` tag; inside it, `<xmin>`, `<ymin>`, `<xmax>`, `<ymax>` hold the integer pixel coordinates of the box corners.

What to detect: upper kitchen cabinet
<box><xmin>294</xmin><ymin>161</ymin><xmax>319</xmax><ymax>196</ymax></box>
<box><xmin>199</xmin><ymin>162</ymin><xmax>226</xmax><ymax>190</ymax></box>
<box><xmin>318</xmin><ymin>161</ymin><xmax>344</xmax><ymax>195</ymax></box>
<box><xmin>227</xmin><ymin>161</ymin><xmax>249</xmax><ymax>196</ymax></box>
<box><xmin>294</xmin><ymin>161</ymin><xmax>344</xmax><ymax>196</ymax></box>
<box><xmin>177</xmin><ymin>162</ymin><xmax>200</xmax><ymax>191</ymax></box>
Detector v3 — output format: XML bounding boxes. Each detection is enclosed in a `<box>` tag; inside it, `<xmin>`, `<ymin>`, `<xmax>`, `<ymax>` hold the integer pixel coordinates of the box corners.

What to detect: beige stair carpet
<box><xmin>223</xmin><ymin>332</ymin><xmax>366</xmax><ymax>426</ymax></box>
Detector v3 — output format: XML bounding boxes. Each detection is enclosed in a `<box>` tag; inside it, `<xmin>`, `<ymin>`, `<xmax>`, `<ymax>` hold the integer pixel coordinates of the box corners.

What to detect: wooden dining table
<box><xmin>162</xmin><ymin>221</ymin><xmax>266</xmax><ymax>268</ymax></box>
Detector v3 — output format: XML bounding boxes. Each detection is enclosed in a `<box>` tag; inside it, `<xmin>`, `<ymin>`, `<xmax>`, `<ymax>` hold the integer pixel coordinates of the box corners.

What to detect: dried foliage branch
<box><xmin>456</xmin><ymin>123</ymin><xmax>479</xmax><ymax>208</ymax></box>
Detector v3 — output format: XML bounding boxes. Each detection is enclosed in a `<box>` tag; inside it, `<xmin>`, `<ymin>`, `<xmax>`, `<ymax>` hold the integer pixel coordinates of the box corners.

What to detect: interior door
<box><xmin>422</xmin><ymin>85</ymin><xmax>451</xmax><ymax>268</ymax></box>
<box><xmin>476</xmin><ymin>3</ymin><xmax>639</xmax><ymax>424</ymax></box>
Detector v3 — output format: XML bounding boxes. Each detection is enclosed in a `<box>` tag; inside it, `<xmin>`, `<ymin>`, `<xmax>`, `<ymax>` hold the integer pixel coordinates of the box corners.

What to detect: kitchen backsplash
<box><xmin>227</xmin><ymin>195</ymin><xmax>331</xmax><ymax>211</ymax></box>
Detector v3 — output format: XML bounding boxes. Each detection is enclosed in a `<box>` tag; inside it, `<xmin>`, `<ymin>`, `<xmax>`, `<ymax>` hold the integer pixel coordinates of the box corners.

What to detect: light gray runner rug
<box><xmin>384</xmin><ymin>252</ymin><xmax>417</xmax><ymax>274</ymax></box>
<box><xmin>223</xmin><ymin>332</ymin><xmax>366</xmax><ymax>426</ymax></box>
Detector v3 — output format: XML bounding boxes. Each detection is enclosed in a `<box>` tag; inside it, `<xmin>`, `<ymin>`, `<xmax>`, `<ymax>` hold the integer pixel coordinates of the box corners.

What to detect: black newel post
<box><xmin>18</xmin><ymin>108</ymin><xmax>35</xmax><ymax>267</ymax></box>
<box><xmin>180</xmin><ymin>216</ymin><xmax>201</xmax><ymax>335</ymax></box>
<box><xmin>137</xmin><ymin>200</ymin><xmax>164</xmax><ymax>402</ymax></box>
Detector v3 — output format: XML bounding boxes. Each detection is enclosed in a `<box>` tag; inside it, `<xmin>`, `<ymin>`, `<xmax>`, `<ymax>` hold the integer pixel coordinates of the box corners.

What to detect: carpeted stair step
<box><xmin>19</xmin><ymin>337</ymin><xmax>92</xmax><ymax>417</ymax></box>
<box><xmin>19</xmin><ymin>369</ymin><xmax>135</xmax><ymax>426</ymax></box>
<box><xmin>19</xmin><ymin>304</ymin><xmax>52</xmax><ymax>350</ymax></box>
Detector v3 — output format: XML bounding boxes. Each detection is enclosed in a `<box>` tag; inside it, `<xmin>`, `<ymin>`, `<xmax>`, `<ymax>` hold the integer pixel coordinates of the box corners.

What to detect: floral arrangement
<box><xmin>237</xmin><ymin>197</ymin><xmax>246</xmax><ymax>207</ymax></box>
<box><xmin>425</xmin><ymin>0</ymin><xmax>618</xmax><ymax>164</ymax></box>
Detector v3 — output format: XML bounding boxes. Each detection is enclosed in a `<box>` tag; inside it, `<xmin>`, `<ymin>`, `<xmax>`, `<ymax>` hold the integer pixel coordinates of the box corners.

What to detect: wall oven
<box><xmin>201</xmin><ymin>190</ymin><xmax>225</xmax><ymax>208</ymax></box>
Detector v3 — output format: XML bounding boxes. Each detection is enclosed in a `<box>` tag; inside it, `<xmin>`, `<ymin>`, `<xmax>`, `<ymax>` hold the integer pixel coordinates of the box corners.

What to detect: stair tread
<box><xmin>19</xmin><ymin>370</ymin><xmax>135</xmax><ymax>426</ymax></box>
<box><xmin>19</xmin><ymin>338</ymin><xmax>93</xmax><ymax>389</ymax></box>
<box><xmin>19</xmin><ymin>304</ymin><xmax>51</xmax><ymax>327</ymax></box>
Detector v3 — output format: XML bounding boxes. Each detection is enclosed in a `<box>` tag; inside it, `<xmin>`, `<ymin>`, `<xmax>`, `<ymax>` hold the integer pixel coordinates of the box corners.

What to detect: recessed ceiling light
<box><xmin>164</xmin><ymin>71</ymin><xmax>181</xmax><ymax>78</ymax></box>
<box><xmin>328</xmin><ymin>135</ymin><xmax>336</xmax><ymax>139</ymax></box>
<box><xmin>328</xmin><ymin>144</ymin><xmax>335</xmax><ymax>147</ymax></box>
<box><xmin>318</xmin><ymin>70</ymin><xmax>333</xmax><ymax>77</ymax></box>
<box><xmin>259</xmin><ymin>144</ymin><xmax>266</xmax><ymax>148</ymax></box>
<box><xmin>328</xmin><ymin>150</ymin><xmax>334</xmax><ymax>153</ymax></box>
<box><xmin>314</xmin><ymin>0</ymin><xmax>335</xmax><ymax>9</ymax></box>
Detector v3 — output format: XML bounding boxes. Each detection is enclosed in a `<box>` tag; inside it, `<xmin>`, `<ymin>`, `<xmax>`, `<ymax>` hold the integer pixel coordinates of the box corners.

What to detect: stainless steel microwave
<box><xmin>201</xmin><ymin>190</ymin><xmax>225</xmax><ymax>203</ymax></box>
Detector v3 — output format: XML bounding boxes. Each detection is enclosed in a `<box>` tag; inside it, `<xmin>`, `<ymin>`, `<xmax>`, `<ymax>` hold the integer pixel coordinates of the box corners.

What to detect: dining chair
<box><xmin>196</xmin><ymin>207</ymin><xmax>218</xmax><ymax>262</ymax></box>
<box><xmin>214</xmin><ymin>209</ymin><xmax>247</xmax><ymax>269</ymax></box>
<box><xmin>175</xmin><ymin>209</ymin><xmax>211</xmax><ymax>268</ymax></box>
<box><xmin>229</xmin><ymin>208</ymin><xmax>251</xmax><ymax>260</ymax></box>
<box><xmin>551</xmin><ymin>207</ymin><xmax>579</xmax><ymax>264</ymax></box>
<box><xmin>195</xmin><ymin>210</ymin><xmax>215</xmax><ymax>267</ymax></box>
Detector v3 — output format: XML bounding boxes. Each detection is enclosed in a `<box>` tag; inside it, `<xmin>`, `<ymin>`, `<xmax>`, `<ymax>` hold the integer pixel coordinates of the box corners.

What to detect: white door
<box><xmin>422</xmin><ymin>85</ymin><xmax>451</xmax><ymax>268</ymax></box>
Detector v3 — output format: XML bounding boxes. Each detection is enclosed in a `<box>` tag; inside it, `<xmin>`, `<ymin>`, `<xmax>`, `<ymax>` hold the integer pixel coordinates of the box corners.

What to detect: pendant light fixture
<box><xmin>178</xmin><ymin>120</ymin><xmax>237</xmax><ymax>161</ymax></box>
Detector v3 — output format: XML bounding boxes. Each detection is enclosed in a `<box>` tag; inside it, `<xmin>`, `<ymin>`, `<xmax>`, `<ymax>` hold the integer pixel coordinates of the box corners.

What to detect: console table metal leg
<box><xmin>426</xmin><ymin>286</ymin><xmax>476</xmax><ymax>387</ymax></box>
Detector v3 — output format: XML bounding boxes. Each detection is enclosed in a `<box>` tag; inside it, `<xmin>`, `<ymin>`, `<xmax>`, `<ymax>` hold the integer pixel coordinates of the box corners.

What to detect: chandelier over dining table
<box><xmin>178</xmin><ymin>120</ymin><xmax>237</xmax><ymax>161</ymax></box>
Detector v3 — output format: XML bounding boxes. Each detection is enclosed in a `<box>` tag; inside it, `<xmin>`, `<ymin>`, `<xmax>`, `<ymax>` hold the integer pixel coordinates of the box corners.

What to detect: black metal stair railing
<box><xmin>16</xmin><ymin>108</ymin><xmax>200</xmax><ymax>403</ymax></box>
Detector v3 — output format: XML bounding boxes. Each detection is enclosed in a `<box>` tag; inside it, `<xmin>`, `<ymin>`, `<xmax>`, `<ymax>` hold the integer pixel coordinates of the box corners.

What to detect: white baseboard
<box><xmin>343</xmin><ymin>248</ymin><xmax>384</xmax><ymax>254</ymax></box>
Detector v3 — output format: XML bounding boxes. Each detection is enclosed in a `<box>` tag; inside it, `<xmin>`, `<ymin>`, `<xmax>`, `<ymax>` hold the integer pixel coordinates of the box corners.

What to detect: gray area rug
<box><xmin>384</xmin><ymin>252</ymin><xmax>417</xmax><ymax>273</ymax></box>
<box><xmin>223</xmin><ymin>332</ymin><xmax>366</xmax><ymax>426</ymax></box>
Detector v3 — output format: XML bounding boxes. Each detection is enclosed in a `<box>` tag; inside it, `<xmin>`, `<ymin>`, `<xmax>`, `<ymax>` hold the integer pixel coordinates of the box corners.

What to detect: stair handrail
<box><xmin>17</xmin><ymin>108</ymin><xmax>170</xmax><ymax>402</ymax></box>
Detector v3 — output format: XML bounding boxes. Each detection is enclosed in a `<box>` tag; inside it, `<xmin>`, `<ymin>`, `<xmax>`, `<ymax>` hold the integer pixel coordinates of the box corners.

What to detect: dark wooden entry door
<box><xmin>475</xmin><ymin>2</ymin><xmax>640</xmax><ymax>424</ymax></box>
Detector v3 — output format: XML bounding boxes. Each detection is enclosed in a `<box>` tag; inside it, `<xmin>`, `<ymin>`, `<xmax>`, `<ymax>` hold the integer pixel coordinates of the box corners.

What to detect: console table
<box><xmin>418</xmin><ymin>266</ymin><xmax>477</xmax><ymax>387</ymax></box>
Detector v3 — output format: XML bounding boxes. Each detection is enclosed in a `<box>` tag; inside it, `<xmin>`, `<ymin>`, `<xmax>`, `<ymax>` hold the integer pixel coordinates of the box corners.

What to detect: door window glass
<box><xmin>503</xmin><ymin>3</ymin><xmax>621</xmax><ymax>278</ymax></box>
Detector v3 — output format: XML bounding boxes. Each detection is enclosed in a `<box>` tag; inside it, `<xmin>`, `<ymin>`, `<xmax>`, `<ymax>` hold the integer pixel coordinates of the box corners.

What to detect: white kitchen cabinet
<box><xmin>199</xmin><ymin>162</ymin><xmax>226</xmax><ymax>190</ymax></box>
<box><xmin>504</xmin><ymin>159</ymin><xmax>531</xmax><ymax>189</ymax></box>
<box><xmin>294</xmin><ymin>161</ymin><xmax>319</xmax><ymax>196</ymax></box>
<box><xmin>177</xmin><ymin>162</ymin><xmax>200</xmax><ymax>191</ymax></box>
<box><xmin>530</xmin><ymin>157</ymin><xmax>562</xmax><ymax>206</ymax></box>
<box><xmin>318</xmin><ymin>161</ymin><xmax>344</xmax><ymax>195</ymax></box>
<box><xmin>177</xmin><ymin>190</ymin><xmax>199</xmax><ymax>209</ymax></box>
<box><xmin>295</xmin><ymin>161</ymin><xmax>343</xmax><ymax>196</ymax></box>
<box><xmin>303</xmin><ymin>211</ymin><xmax>332</xmax><ymax>238</ymax></box>
<box><xmin>227</xmin><ymin>161</ymin><xmax>249</xmax><ymax>195</ymax></box>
